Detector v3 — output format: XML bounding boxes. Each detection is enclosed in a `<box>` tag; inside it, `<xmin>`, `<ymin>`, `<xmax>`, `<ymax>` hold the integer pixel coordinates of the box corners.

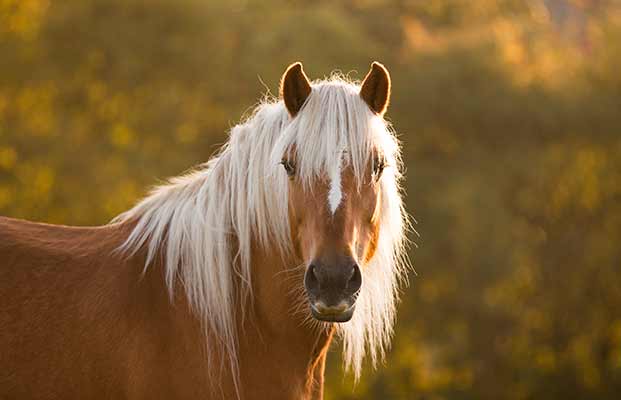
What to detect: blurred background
<box><xmin>1</xmin><ymin>0</ymin><xmax>620</xmax><ymax>398</ymax></box>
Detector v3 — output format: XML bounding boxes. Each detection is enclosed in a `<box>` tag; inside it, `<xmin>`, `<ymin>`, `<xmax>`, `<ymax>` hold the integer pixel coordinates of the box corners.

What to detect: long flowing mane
<box><xmin>112</xmin><ymin>74</ymin><xmax>409</xmax><ymax>382</ymax></box>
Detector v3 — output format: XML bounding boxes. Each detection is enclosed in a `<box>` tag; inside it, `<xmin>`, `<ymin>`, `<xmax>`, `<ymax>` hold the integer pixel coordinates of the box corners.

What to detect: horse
<box><xmin>0</xmin><ymin>62</ymin><xmax>409</xmax><ymax>399</ymax></box>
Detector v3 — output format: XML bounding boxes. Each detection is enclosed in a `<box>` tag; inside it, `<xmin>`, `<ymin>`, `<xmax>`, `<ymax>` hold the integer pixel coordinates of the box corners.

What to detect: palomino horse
<box><xmin>0</xmin><ymin>62</ymin><xmax>409</xmax><ymax>399</ymax></box>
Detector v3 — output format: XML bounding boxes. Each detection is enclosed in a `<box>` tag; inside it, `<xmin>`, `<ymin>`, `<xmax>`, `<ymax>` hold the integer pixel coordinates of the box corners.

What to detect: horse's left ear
<box><xmin>280</xmin><ymin>62</ymin><xmax>312</xmax><ymax>117</ymax></box>
<box><xmin>360</xmin><ymin>62</ymin><xmax>391</xmax><ymax>115</ymax></box>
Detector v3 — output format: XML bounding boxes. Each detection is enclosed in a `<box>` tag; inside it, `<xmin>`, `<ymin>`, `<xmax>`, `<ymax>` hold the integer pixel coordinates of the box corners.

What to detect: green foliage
<box><xmin>1</xmin><ymin>1</ymin><xmax>620</xmax><ymax>398</ymax></box>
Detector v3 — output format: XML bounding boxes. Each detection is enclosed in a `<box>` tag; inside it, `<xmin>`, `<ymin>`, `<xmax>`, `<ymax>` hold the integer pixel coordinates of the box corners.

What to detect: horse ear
<box><xmin>280</xmin><ymin>62</ymin><xmax>312</xmax><ymax>117</ymax></box>
<box><xmin>360</xmin><ymin>62</ymin><xmax>391</xmax><ymax>115</ymax></box>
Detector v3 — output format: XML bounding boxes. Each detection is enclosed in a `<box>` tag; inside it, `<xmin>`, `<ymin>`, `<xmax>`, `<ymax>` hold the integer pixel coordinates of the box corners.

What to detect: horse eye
<box><xmin>281</xmin><ymin>159</ymin><xmax>296</xmax><ymax>177</ymax></box>
<box><xmin>372</xmin><ymin>155</ymin><xmax>386</xmax><ymax>180</ymax></box>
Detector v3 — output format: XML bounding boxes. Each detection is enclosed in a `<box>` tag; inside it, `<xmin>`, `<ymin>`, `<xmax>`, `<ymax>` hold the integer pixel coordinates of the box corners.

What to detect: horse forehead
<box><xmin>327</xmin><ymin>165</ymin><xmax>359</xmax><ymax>214</ymax></box>
<box><xmin>302</xmin><ymin>167</ymin><xmax>357</xmax><ymax>210</ymax></box>
<box><xmin>328</xmin><ymin>165</ymin><xmax>343</xmax><ymax>214</ymax></box>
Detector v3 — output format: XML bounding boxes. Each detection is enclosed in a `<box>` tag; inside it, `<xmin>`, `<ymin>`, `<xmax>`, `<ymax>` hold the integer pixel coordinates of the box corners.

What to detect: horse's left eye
<box><xmin>372</xmin><ymin>155</ymin><xmax>386</xmax><ymax>180</ymax></box>
<box><xmin>281</xmin><ymin>159</ymin><xmax>296</xmax><ymax>177</ymax></box>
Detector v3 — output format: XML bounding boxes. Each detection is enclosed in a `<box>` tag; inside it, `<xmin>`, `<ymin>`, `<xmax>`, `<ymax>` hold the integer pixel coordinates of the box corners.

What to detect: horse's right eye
<box><xmin>281</xmin><ymin>159</ymin><xmax>296</xmax><ymax>177</ymax></box>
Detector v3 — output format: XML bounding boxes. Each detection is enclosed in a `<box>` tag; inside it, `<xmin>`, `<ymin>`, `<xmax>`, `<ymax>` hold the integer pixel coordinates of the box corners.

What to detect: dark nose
<box><xmin>304</xmin><ymin>260</ymin><xmax>362</xmax><ymax>307</ymax></box>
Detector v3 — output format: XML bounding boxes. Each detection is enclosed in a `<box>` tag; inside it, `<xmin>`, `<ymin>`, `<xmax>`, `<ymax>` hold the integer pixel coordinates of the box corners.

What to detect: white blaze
<box><xmin>328</xmin><ymin>159</ymin><xmax>343</xmax><ymax>214</ymax></box>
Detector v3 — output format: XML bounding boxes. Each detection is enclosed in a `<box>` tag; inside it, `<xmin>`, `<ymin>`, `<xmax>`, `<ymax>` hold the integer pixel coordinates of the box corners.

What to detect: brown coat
<box><xmin>0</xmin><ymin>216</ymin><xmax>332</xmax><ymax>399</ymax></box>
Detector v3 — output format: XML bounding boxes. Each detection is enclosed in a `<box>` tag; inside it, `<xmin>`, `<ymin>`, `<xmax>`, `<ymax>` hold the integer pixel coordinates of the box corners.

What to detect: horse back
<box><xmin>0</xmin><ymin>217</ymin><xmax>205</xmax><ymax>399</ymax></box>
<box><xmin>0</xmin><ymin>216</ymin><xmax>252</xmax><ymax>399</ymax></box>
<box><xmin>0</xmin><ymin>217</ymin><xmax>133</xmax><ymax>320</ymax></box>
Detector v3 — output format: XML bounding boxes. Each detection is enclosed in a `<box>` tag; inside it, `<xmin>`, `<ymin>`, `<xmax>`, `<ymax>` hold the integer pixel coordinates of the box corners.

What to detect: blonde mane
<box><xmin>112</xmin><ymin>74</ymin><xmax>409</xmax><ymax>383</ymax></box>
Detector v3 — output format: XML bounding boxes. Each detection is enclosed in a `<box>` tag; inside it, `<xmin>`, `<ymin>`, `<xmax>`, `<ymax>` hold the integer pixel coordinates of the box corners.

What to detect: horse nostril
<box><xmin>347</xmin><ymin>264</ymin><xmax>362</xmax><ymax>293</ymax></box>
<box><xmin>304</xmin><ymin>264</ymin><xmax>320</xmax><ymax>294</ymax></box>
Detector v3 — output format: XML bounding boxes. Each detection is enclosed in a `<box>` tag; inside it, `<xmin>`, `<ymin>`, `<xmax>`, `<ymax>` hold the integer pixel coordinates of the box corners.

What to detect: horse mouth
<box><xmin>310</xmin><ymin>303</ymin><xmax>355</xmax><ymax>323</ymax></box>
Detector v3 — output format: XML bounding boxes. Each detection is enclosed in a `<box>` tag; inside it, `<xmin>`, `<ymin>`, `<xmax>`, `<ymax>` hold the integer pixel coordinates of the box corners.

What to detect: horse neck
<box><xmin>238</xmin><ymin>244</ymin><xmax>336</xmax><ymax>398</ymax></box>
<box><xmin>115</xmin><ymin>214</ymin><xmax>336</xmax><ymax>397</ymax></box>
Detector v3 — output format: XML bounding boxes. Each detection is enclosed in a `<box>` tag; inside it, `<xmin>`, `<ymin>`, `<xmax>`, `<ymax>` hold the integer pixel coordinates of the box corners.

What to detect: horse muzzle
<box><xmin>304</xmin><ymin>260</ymin><xmax>362</xmax><ymax>323</ymax></box>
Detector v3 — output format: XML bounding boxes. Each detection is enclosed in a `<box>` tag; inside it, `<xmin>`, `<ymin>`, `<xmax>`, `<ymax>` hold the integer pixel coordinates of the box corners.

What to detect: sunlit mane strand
<box><xmin>112</xmin><ymin>74</ymin><xmax>409</xmax><ymax>383</ymax></box>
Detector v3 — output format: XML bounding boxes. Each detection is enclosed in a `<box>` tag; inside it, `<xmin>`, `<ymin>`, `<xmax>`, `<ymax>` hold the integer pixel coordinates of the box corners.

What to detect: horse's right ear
<box><xmin>280</xmin><ymin>62</ymin><xmax>312</xmax><ymax>117</ymax></box>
